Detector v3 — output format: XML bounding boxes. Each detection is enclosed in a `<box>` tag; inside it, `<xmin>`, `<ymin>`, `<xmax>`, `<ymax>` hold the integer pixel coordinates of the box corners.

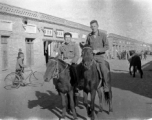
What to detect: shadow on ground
<box><xmin>111</xmin><ymin>60</ymin><xmax>152</xmax><ymax>98</ymax></box>
<box><xmin>28</xmin><ymin>90</ymin><xmax>95</xmax><ymax>120</ymax></box>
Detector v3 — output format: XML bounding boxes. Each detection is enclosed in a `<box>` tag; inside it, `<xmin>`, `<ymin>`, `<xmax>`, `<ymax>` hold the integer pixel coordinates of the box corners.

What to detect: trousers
<box><xmin>94</xmin><ymin>54</ymin><xmax>110</xmax><ymax>92</ymax></box>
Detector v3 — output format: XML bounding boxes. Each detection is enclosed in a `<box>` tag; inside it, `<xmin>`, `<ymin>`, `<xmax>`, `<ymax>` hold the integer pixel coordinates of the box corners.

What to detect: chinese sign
<box><xmin>56</xmin><ymin>30</ymin><xmax>64</xmax><ymax>38</ymax></box>
<box><xmin>24</xmin><ymin>24</ymin><xmax>37</xmax><ymax>33</ymax></box>
<box><xmin>44</xmin><ymin>28</ymin><xmax>53</xmax><ymax>37</ymax></box>
<box><xmin>0</xmin><ymin>20</ymin><xmax>12</xmax><ymax>31</ymax></box>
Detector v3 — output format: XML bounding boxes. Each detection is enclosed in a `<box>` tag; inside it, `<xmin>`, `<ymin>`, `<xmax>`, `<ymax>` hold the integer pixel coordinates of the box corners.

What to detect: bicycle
<box><xmin>4</xmin><ymin>67</ymin><xmax>44</xmax><ymax>90</ymax></box>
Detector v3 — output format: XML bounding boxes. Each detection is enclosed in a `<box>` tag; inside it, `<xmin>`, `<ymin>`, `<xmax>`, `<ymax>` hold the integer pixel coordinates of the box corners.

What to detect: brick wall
<box><xmin>0</xmin><ymin>13</ymin><xmax>91</xmax><ymax>81</ymax></box>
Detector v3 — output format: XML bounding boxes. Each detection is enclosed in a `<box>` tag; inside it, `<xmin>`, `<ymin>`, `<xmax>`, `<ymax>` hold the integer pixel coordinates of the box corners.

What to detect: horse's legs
<box><xmin>90</xmin><ymin>90</ymin><xmax>96</xmax><ymax>120</ymax></box>
<box><xmin>67</xmin><ymin>88</ymin><xmax>78</xmax><ymax>113</ymax></box>
<box><xmin>66</xmin><ymin>93</ymin><xmax>71</xmax><ymax>112</ymax></box>
<box><xmin>137</xmin><ymin>65</ymin><xmax>143</xmax><ymax>78</ymax></box>
<box><xmin>83</xmin><ymin>91</ymin><xmax>89</xmax><ymax>115</ymax></box>
<box><xmin>109</xmin><ymin>90</ymin><xmax>113</xmax><ymax>112</ymax></box>
<box><xmin>60</xmin><ymin>93</ymin><xmax>66</xmax><ymax>119</ymax></box>
<box><xmin>97</xmin><ymin>87</ymin><xmax>103</xmax><ymax>112</ymax></box>
<box><xmin>133</xmin><ymin>65</ymin><xmax>136</xmax><ymax>77</ymax></box>
<box><xmin>73</xmin><ymin>87</ymin><xmax>79</xmax><ymax>107</ymax></box>
<box><xmin>68</xmin><ymin>90</ymin><xmax>77</xmax><ymax>119</ymax></box>
<box><xmin>129</xmin><ymin>65</ymin><xmax>132</xmax><ymax>75</ymax></box>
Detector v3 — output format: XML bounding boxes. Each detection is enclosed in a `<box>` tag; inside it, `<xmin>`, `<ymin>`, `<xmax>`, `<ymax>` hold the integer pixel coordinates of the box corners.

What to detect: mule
<box><xmin>43</xmin><ymin>58</ymin><xmax>78</xmax><ymax>120</ymax></box>
<box><xmin>127</xmin><ymin>50</ymin><xmax>143</xmax><ymax>78</ymax></box>
<box><xmin>77</xmin><ymin>45</ymin><xmax>112</xmax><ymax>120</ymax></box>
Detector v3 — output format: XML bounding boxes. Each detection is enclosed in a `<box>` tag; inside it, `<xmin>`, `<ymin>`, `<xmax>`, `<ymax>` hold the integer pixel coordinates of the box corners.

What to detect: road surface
<box><xmin>0</xmin><ymin>56</ymin><xmax>152</xmax><ymax>120</ymax></box>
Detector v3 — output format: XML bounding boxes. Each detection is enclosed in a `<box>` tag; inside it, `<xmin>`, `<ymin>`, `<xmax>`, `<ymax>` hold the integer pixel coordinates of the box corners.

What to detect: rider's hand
<box><xmin>45</xmin><ymin>50</ymin><xmax>47</xmax><ymax>53</ymax></box>
<box><xmin>93</xmin><ymin>49</ymin><xmax>100</xmax><ymax>54</ymax></box>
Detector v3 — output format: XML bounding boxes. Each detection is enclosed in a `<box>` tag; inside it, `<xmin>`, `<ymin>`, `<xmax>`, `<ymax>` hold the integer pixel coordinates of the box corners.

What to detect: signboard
<box><xmin>44</xmin><ymin>28</ymin><xmax>53</xmax><ymax>37</ymax></box>
<box><xmin>70</xmin><ymin>32</ymin><xmax>79</xmax><ymax>38</ymax></box>
<box><xmin>82</xmin><ymin>34</ymin><xmax>86</xmax><ymax>39</ymax></box>
<box><xmin>56</xmin><ymin>29</ymin><xmax>64</xmax><ymax>38</ymax></box>
<box><xmin>24</xmin><ymin>24</ymin><xmax>37</xmax><ymax>33</ymax></box>
<box><xmin>0</xmin><ymin>20</ymin><xmax>12</xmax><ymax>31</ymax></box>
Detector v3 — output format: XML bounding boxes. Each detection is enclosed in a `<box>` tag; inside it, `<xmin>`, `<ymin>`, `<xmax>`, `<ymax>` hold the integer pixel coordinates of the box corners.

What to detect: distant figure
<box><xmin>14</xmin><ymin>53</ymin><xmax>27</xmax><ymax>87</ymax></box>
<box><xmin>128</xmin><ymin>50</ymin><xmax>143</xmax><ymax>78</ymax></box>
<box><xmin>18</xmin><ymin>48</ymin><xmax>23</xmax><ymax>58</ymax></box>
<box><xmin>143</xmin><ymin>51</ymin><xmax>147</xmax><ymax>60</ymax></box>
<box><xmin>18</xmin><ymin>48</ymin><xmax>24</xmax><ymax>68</ymax></box>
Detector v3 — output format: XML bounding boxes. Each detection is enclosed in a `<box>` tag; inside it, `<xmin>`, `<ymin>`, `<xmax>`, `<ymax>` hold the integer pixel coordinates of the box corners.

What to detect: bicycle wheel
<box><xmin>4</xmin><ymin>72</ymin><xmax>21</xmax><ymax>90</ymax></box>
<box><xmin>29</xmin><ymin>71</ymin><xmax>44</xmax><ymax>87</ymax></box>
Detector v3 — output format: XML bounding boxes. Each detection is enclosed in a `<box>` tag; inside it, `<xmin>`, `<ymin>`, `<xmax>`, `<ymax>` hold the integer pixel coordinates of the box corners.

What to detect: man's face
<box><xmin>90</xmin><ymin>22</ymin><xmax>98</xmax><ymax>33</ymax></box>
<box><xmin>64</xmin><ymin>35</ymin><xmax>71</xmax><ymax>44</ymax></box>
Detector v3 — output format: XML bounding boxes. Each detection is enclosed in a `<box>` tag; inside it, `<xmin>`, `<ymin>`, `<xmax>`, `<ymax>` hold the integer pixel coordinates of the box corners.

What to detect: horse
<box><xmin>127</xmin><ymin>50</ymin><xmax>143</xmax><ymax>78</ymax></box>
<box><xmin>43</xmin><ymin>57</ymin><xmax>78</xmax><ymax>120</ymax></box>
<box><xmin>77</xmin><ymin>44</ymin><xmax>113</xmax><ymax>120</ymax></box>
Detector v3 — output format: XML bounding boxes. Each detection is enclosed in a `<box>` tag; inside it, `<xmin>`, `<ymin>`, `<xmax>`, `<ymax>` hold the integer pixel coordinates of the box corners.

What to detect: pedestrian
<box><xmin>18</xmin><ymin>48</ymin><xmax>23</xmax><ymax>58</ymax></box>
<box><xmin>14</xmin><ymin>52</ymin><xmax>27</xmax><ymax>87</ymax></box>
<box><xmin>86</xmin><ymin>20</ymin><xmax>110</xmax><ymax>93</ymax></box>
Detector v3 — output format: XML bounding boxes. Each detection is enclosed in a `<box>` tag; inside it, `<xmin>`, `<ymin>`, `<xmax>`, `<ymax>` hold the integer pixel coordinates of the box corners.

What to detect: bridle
<box><xmin>51</xmin><ymin>59</ymin><xmax>68</xmax><ymax>79</ymax></box>
<box><xmin>82</xmin><ymin>46</ymin><xmax>94</xmax><ymax>69</ymax></box>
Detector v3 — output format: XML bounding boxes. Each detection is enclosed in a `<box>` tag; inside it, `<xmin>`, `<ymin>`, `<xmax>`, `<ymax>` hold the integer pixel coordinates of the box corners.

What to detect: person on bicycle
<box><xmin>13</xmin><ymin>52</ymin><xmax>27</xmax><ymax>87</ymax></box>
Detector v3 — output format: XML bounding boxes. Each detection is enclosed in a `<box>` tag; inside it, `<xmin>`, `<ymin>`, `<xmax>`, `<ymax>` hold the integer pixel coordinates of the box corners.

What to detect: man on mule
<box><xmin>57</xmin><ymin>32</ymin><xmax>80</xmax><ymax>105</ymax></box>
<box><xmin>86</xmin><ymin>20</ymin><xmax>110</xmax><ymax>93</ymax></box>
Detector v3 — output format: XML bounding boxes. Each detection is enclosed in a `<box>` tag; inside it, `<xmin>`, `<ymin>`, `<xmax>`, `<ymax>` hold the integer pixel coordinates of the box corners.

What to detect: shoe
<box><xmin>12</xmin><ymin>85</ymin><xmax>17</xmax><ymax>88</ymax></box>
<box><xmin>20</xmin><ymin>83</ymin><xmax>26</xmax><ymax>86</ymax></box>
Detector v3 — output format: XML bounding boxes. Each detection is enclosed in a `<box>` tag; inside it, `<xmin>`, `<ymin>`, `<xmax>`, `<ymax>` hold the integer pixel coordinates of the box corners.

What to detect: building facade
<box><xmin>108</xmin><ymin>33</ymin><xmax>152</xmax><ymax>59</ymax></box>
<box><xmin>0</xmin><ymin>3</ymin><xmax>152</xmax><ymax>79</ymax></box>
<box><xmin>0</xmin><ymin>3</ymin><xmax>92</xmax><ymax>79</ymax></box>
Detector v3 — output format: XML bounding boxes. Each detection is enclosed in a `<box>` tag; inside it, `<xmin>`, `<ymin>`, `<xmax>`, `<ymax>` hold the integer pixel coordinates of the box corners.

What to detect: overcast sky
<box><xmin>0</xmin><ymin>0</ymin><xmax>152</xmax><ymax>43</ymax></box>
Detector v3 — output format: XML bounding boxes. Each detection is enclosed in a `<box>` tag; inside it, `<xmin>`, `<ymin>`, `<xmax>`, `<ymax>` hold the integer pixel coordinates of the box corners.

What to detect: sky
<box><xmin>0</xmin><ymin>0</ymin><xmax>152</xmax><ymax>43</ymax></box>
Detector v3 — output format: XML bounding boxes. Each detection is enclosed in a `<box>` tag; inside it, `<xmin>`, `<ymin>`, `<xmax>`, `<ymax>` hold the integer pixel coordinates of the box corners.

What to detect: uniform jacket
<box><xmin>86</xmin><ymin>30</ymin><xmax>109</xmax><ymax>53</ymax></box>
<box><xmin>57</xmin><ymin>41</ymin><xmax>80</xmax><ymax>64</ymax></box>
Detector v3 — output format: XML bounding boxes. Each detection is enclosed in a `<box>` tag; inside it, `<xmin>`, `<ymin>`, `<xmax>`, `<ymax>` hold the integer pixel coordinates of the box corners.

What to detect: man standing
<box><xmin>18</xmin><ymin>48</ymin><xmax>23</xmax><ymax>58</ymax></box>
<box><xmin>86</xmin><ymin>20</ymin><xmax>110</xmax><ymax>92</ymax></box>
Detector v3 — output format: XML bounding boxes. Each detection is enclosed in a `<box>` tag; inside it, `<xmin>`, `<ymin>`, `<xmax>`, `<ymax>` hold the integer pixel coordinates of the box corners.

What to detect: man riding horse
<box><xmin>86</xmin><ymin>20</ymin><xmax>110</xmax><ymax>93</ymax></box>
<box><xmin>57</xmin><ymin>32</ymin><xmax>80</xmax><ymax>103</ymax></box>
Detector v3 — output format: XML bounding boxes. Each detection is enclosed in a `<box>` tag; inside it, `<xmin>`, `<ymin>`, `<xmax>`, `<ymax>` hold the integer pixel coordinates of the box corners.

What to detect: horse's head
<box><xmin>80</xmin><ymin>44</ymin><xmax>94</xmax><ymax>69</ymax></box>
<box><xmin>43</xmin><ymin>58</ymin><xmax>58</xmax><ymax>82</ymax></box>
<box><xmin>129</xmin><ymin>50</ymin><xmax>136</xmax><ymax>56</ymax></box>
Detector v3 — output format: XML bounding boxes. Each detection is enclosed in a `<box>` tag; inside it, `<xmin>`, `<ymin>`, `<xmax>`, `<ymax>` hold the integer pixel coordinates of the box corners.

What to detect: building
<box><xmin>107</xmin><ymin>33</ymin><xmax>152</xmax><ymax>59</ymax></box>
<box><xmin>0</xmin><ymin>3</ymin><xmax>152</xmax><ymax>79</ymax></box>
<box><xmin>0</xmin><ymin>3</ymin><xmax>94</xmax><ymax>78</ymax></box>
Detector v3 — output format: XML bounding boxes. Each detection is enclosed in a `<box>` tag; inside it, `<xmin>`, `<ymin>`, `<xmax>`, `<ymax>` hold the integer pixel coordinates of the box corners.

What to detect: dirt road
<box><xmin>0</xmin><ymin>56</ymin><xmax>152</xmax><ymax>120</ymax></box>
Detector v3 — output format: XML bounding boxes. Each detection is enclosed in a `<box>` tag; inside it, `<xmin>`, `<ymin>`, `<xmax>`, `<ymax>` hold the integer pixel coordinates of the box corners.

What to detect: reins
<box><xmin>51</xmin><ymin>59</ymin><xmax>68</xmax><ymax>79</ymax></box>
<box><xmin>82</xmin><ymin>46</ymin><xmax>94</xmax><ymax>69</ymax></box>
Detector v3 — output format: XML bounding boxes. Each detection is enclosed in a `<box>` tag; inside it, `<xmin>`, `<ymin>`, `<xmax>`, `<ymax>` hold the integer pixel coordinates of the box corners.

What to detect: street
<box><xmin>0</xmin><ymin>57</ymin><xmax>152</xmax><ymax>120</ymax></box>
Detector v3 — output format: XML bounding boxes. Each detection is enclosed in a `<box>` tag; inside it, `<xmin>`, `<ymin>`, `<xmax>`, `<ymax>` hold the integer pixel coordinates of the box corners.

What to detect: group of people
<box><xmin>14</xmin><ymin>20</ymin><xmax>110</xmax><ymax>92</ymax></box>
<box><xmin>56</xmin><ymin>20</ymin><xmax>110</xmax><ymax>93</ymax></box>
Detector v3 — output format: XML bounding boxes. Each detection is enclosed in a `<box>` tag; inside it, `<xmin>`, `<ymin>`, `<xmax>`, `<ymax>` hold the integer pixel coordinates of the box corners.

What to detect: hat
<box><xmin>19</xmin><ymin>48</ymin><xmax>22</xmax><ymax>52</ymax></box>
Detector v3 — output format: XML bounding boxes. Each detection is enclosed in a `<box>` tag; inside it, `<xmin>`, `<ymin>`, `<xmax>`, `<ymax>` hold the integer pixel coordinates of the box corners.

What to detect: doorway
<box><xmin>25</xmin><ymin>38</ymin><xmax>34</xmax><ymax>67</ymax></box>
<box><xmin>1</xmin><ymin>36</ymin><xmax>9</xmax><ymax>71</ymax></box>
<box><xmin>43</xmin><ymin>40</ymin><xmax>62</xmax><ymax>64</ymax></box>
